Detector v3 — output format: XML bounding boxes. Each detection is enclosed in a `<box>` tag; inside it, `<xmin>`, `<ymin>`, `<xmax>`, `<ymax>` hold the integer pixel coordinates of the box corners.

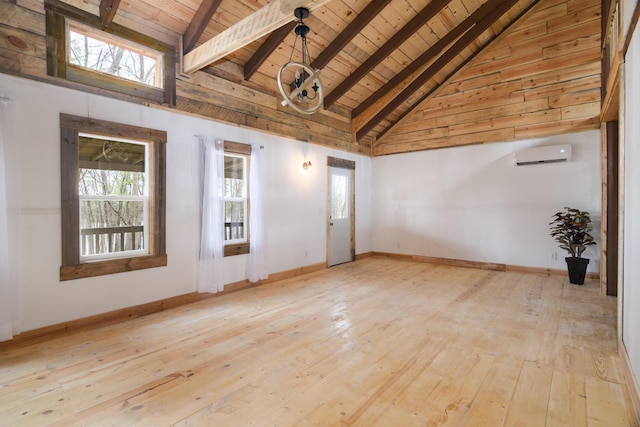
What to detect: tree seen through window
<box><xmin>224</xmin><ymin>154</ymin><xmax>247</xmax><ymax>242</ymax></box>
<box><xmin>68</xmin><ymin>22</ymin><xmax>161</xmax><ymax>88</ymax></box>
<box><xmin>78</xmin><ymin>136</ymin><xmax>148</xmax><ymax>258</ymax></box>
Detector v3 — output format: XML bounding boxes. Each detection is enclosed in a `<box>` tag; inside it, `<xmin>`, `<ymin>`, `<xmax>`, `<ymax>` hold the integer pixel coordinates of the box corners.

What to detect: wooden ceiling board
<box><xmin>338</xmin><ymin>35</ymin><xmax>380</xmax><ymax>65</ymax></box>
<box><xmin>361</xmin><ymin>2</ymin><xmax>516</xmax><ymax>120</ymax></box>
<box><xmin>397</xmin><ymin>33</ymin><xmax>437</xmax><ymax>62</ymax></box>
<box><xmin>117</xmin><ymin>1</ymin><xmax>186</xmax><ymax>33</ymax></box>
<box><xmin>437</xmin><ymin>5</ymin><xmax>461</xmax><ymax>28</ymax></box>
<box><xmin>139</xmin><ymin>0</ymin><xmax>196</xmax><ymax>25</ymax></box>
<box><xmin>205</xmin><ymin>9</ymin><xmax>248</xmax><ymax>32</ymax></box>
<box><xmin>370</xmin><ymin>8</ymin><xmax>534</xmax><ymax>140</ymax></box>
<box><xmin>464</xmin><ymin>0</ymin><xmax>482</xmax><ymax>11</ymax></box>
<box><xmin>328</xmin><ymin>0</ymin><xmax>456</xmax><ymax>108</ymax></box>
<box><xmin>97</xmin><ymin>4</ymin><xmax>180</xmax><ymax>45</ymax></box>
<box><xmin>425</xmin><ymin>14</ymin><xmax>457</xmax><ymax>40</ymax></box>
<box><xmin>63</xmin><ymin>0</ymin><xmax>100</xmax><ymax>15</ymax></box>
<box><xmin>313</xmin><ymin>7</ymin><xmax>352</xmax><ymax>34</ymax></box>
<box><xmin>362</xmin><ymin>10</ymin><xmax>405</xmax><ymax>43</ymax></box>
<box><xmin>172</xmin><ymin>0</ymin><xmax>201</xmax><ymax>9</ymax></box>
<box><xmin>381</xmin><ymin>1</ymin><xmax>414</xmax><ymax>30</ymax></box>
<box><xmin>373</xmin><ymin>0</ymin><xmax>600</xmax><ymax>154</ymax></box>
<box><xmin>372</xmin><ymin>49</ymin><xmax>414</xmax><ymax>78</ymax></box>
<box><xmin>375</xmin><ymin>54</ymin><xmax>412</xmax><ymax>79</ymax></box>
<box><xmin>326</xmin><ymin>0</ymin><xmax>358</xmax><ymax>21</ymax></box>
<box><xmin>445</xmin><ymin>0</ymin><xmax>471</xmax><ymax>18</ymax></box>
<box><xmin>311</xmin><ymin>56</ymin><xmax>351</xmax><ymax>84</ymax></box>
<box><xmin>35</xmin><ymin>0</ymin><xmax>600</xmax><ymax>155</ymax></box>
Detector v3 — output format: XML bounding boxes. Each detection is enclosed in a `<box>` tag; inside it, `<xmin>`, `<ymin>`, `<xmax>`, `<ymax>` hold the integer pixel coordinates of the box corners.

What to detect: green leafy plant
<box><xmin>549</xmin><ymin>207</ymin><xmax>596</xmax><ymax>258</ymax></box>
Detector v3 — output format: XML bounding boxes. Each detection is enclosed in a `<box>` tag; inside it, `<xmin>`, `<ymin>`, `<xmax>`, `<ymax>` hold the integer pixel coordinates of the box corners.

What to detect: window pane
<box><xmin>79</xmin><ymin>137</ymin><xmax>146</xmax><ymax>196</ymax></box>
<box><xmin>225</xmin><ymin>200</ymin><xmax>245</xmax><ymax>241</ymax></box>
<box><xmin>79</xmin><ymin>169</ymin><xmax>145</xmax><ymax>196</ymax></box>
<box><xmin>225</xmin><ymin>178</ymin><xmax>245</xmax><ymax>197</ymax></box>
<box><xmin>223</xmin><ymin>152</ymin><xmax>248</xmax><ymax>245</ymax></box>
<box><xmin>331</xmin><ymin>175</ymin><xmax>348</xmax><ymax>219</ymax></box>
<box><xmin>68</xmin><ymin>24</ymin><xmax>161</xmax><ymax>88</ymax></box>
<box><xmin>224</xmin><ymin>156</ymin><xmax>246</xmax><ymax>197</ymax></box>
<box><xmin>78</xmin><ymin>135</ymin><xmax>148</xmax><ymax>258</ymax></box>
<box><xmin>80</xmin><ymin>200</ymin><xmax>145</xmax><ymax>256</ymax></box>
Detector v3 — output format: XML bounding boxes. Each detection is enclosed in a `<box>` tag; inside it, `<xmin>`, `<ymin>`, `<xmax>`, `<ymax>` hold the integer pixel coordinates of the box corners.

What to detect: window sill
<box><xmin>60</xmin><ymin>254</ymin><xmax>167</xmax><ymax>281</ymax></box>
<box><xmin>225</xmin><ymin>243</ymin><xmax>250</xmax><ymax>257</ymax></box>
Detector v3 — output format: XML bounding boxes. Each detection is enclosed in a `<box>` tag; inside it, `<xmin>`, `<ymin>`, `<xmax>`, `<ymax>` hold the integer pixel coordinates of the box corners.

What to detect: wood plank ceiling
<box><xmin>74</xmin><ymin>0</ymin><xmax>598</xmax><ymax>154</ymax></box>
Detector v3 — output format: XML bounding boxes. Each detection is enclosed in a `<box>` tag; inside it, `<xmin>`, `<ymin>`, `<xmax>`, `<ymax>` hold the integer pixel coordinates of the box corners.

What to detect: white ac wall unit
<box><xmin>513</xmin><ymin>144</ymin><xmax>572</xmax><ymax>166</ymax></box>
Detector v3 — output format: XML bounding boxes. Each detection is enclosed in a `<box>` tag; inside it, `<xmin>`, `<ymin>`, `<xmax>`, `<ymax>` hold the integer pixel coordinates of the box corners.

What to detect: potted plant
<box><xmin>549</xmin><ymin>207</ymin><xmax>596</xmax><ymax>284</ymax></box>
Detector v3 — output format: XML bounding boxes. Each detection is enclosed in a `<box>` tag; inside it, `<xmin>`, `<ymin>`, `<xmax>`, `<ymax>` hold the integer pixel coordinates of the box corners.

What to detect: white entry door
<box><xmin>328</xmin><ymin>166</ymin><xmax>353</xmax><ymax>266</ymax></box>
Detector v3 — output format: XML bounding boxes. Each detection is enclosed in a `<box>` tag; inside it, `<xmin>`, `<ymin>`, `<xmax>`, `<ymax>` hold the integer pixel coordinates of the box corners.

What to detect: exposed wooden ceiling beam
<box><xmin>245</xmin><ymin>0</ymin><xmax>390</xmax><ymax>84</ymax></box>
<box><xmin>375</xmin><ymin>0</ymin><xmax>543</xmax><ymax>145</ymax></box>
<box><xmin>355</xmin><ymin>0</ymin><xmax>525</xmax><ymax>141</ymax></box>
<box><xmin>244</xmin><ymin>21</ymin><xmax>296</xmax><ymax>81</ymax></box>
<box><xmin>353</xmin><ymin>0</ymin><xmax>503</xmax><ymax>118</ymax></box>
<box><xmin>310</xmin><ymin>0</ymin><xmax>392</xmax><ymax>70</ymax></box>
<box><xmin>99</xmin><ymin>0</ymin><xmax>120</xmax><ymax>26</ymax></box>
<box><xmin>182</xmin><ymin>0</ymin><xmax>223</xmax><ymax>54</ymax></box>
<box><xmin>183</xmin><ymin>0</ymin><xmax>332</xmax><ymax>74</ymax></box>
<box><xmin>323</xmin><ymin>0</ymin><xmax>451</xmax><ymax>109</ymax></box>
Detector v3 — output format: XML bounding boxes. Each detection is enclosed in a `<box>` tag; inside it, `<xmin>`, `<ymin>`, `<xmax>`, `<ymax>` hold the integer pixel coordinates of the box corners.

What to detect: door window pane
<box><xmin>331</xmin><ymin>174</ymin><xmax>348</xmax><ymax>219</ymax></box>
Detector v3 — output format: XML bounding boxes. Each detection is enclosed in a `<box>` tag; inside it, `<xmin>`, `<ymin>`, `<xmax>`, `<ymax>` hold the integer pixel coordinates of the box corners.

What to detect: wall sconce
<box><xmin>302</xmin><ymin>161</ymin><xmax>313</xmax><ymax>172</ymax></box>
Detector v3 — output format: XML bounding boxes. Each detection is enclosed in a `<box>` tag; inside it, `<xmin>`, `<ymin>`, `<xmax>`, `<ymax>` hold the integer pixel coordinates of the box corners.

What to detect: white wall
<box><xmin>0</xmin><ymin>70</ymin><xmax>608</xmax><ymax>337</ymax></box>
<box><xmin>372</xmin><ymin>131</ymin><xmax>602</xmax><ymax>271</ymax></box>
<box><xmin>623</xmin><ymin>0</ymin><xmax>639</xmax><ymax>35</ymax></box>
<box><xmin>622</xmin><ymin>20</ymin><xmax>640</xmax><ymax>391</ymax></box>
<box><xmin>0</xmin><ymin>74</ymin><xmax>372</xmax><ymax>332</ymax></box>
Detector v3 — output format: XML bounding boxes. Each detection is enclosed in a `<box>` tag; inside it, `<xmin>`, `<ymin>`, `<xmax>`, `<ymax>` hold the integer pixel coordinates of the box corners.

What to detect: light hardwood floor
<box><xmin>1</xmin><ymin>258</ymin><xmax>637</xmax><ymax>426</ymax></box>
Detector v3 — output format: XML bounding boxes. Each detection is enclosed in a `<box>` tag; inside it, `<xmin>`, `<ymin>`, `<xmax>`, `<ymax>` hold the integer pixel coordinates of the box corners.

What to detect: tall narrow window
<box><xmin>223</xmin><ymin>141</ymin><xmax>252</xmax><ymax>256</ymax></box>
<box><xmin>224</xmin><ymin>154</ymin><xmax>247</xmax><ymax>243</ymax></box>
<box><xmin>79</xmin><ymin>135</ymin><xmax>149</xmax><ymax>260</ymax></box>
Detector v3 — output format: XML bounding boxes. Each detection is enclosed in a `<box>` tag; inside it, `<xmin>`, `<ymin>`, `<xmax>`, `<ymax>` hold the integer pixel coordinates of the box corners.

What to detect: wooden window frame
<box><xmin>45</xmin><ymin>0</ymin><xmax>176</xmax><ymax>106</ymax></box>
<box><xmin>60</xmin><ymin>114</ymin><xmax>167</xmax><ymax>281</ymax></box>
<box><xmin>224</xmin><ymin>141</ymin><xmax>251</xmax><ymax>257</ymax></box>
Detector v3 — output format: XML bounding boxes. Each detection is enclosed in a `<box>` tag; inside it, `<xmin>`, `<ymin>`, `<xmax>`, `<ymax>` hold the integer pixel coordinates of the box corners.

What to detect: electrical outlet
<box><xmin>550</xmin><ymin>252</ymin><xmax>558</xmax><ymax>261</ymax></box>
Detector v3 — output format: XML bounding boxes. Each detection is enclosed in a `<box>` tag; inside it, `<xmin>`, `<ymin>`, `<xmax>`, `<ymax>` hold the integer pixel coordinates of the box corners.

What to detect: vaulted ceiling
<box><xmin>55</xmin><ymin>0</ymin><xmax>601</xmax><ymax>155</ymax></box>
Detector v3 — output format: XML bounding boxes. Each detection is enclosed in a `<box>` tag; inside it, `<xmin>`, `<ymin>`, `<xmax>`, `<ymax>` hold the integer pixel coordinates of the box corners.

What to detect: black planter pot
<box><xmin>565</xmin><ymin>257</ymin><xmax>589</xmax><ymax>285</ymax></box>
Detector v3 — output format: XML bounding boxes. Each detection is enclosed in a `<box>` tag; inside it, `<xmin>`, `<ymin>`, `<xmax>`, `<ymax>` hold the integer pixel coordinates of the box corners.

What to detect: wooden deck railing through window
<box><xmin>81</xmin><ymin>222</ymin><xmax>244</xmax><ymax>255</ymax></box>
<box><xmin>81</xmin><ymin>226</ymin><xmax>144</xmax><ymax>255</ymax></box>
<box><xmin>225</xmin><ymin>222</ymin><xmax>244</xmax><ymax>241</ymax></box>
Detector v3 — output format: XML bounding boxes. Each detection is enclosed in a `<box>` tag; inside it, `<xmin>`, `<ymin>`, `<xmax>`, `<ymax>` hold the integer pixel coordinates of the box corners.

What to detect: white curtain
<box><xmin>246</xmin><ymin>144</ymin><xmax>268</xmax><ymax>282</ymax></box>
<box><xmin>0</xmin><ymin>97</ymin><xmax>21</xmax><ymax>341</ymax></box>
<box><xmin>197</xmin><ymin>137</ymin><xmax>225</xmax><ymax>293</ymax></box>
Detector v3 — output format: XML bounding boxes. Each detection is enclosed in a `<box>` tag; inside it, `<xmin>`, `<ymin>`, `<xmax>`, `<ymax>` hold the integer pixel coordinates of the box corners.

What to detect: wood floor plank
<box><xmin>0</xmin><ymin>258</ymin><xmax>636</xmax><ymax>426</ymax></box>
<box><xmin>504</xmin><ymin>360</ymin><xmax>554</xmax><ymax>426</ymax></box>
<box><xmin>547</xmin><ymin>370</ymin><xmax>588</xmax><ymax>427</ymax></box>
<box><xmin>586</xmin><ymin>375</ymin><xmax>632</xmax><ymax>426</ymax></box>
<box><xmin>420</xmin><ymin>349</ymin><xmax>497</xmax><ymax>426</ymax></box>
<box><xmin>456</xmin><ymin>355</ymin><xmax>523</xmax><ymax>426</ymax></box>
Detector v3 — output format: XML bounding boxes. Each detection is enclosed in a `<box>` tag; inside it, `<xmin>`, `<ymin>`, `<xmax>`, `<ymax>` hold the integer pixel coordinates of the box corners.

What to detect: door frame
<box><xmin>326</xmin><ymin>156</ymin><xmax>356</xmax><ymax>267</ymax></box>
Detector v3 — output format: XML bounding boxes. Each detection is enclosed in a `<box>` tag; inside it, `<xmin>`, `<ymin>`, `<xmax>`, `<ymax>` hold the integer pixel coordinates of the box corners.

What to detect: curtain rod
<box><xmin>194</xmin><ymin>135</ymin><xmax>264</xmax><ymax>149</ymax></box>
